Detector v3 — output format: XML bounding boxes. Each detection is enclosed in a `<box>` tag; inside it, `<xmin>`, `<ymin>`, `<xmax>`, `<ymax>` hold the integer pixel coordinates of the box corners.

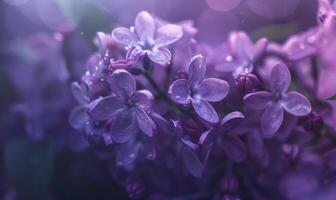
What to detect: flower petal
<box><xmin>110</xmin><ymin>111</ymin><xmax>137</xmax><ymax>143</ymax></box>
<box><xmin>198</xmin><ymin>78</ymin><xmax>230</xmax><ymax>102</ymax></box>
<box><xmin>71</xmin><ymin>82</ymin><xmax>90</xmax><ymax>105</ymax></box>
<box><xmin>131</xmin><ymin>90</ymin><xmax>153</xmax><ymax>111</ymax></box>
<box><xmin>181</xmin><ymin>145</ymin><xmax>203</xmax><ymax>178</ymax></box>
<box><xmin>135</xmin><ymin>11</ymin><xmax>155</xmax><ymax>41</ymax></box>
<box><xmin>142</xmin><ymin>137</ymin><xmax>156</xmax><ymax>160</ymax></box>
<box><xmin>281</xmin><ymin>91</ymin><xmax>312</xmax><ymax>116</ymax></box>
<box><xmin>116</xmin><ymin>140</ymin><xmax>141</xmax><ymax>166</ymax></box>
<box><xmin>247</xmin><ymin>128</ymin><xmax>264</xmax><ymax>157</ymax></box>
<box><xmin>219</xmin><ymin>111</ymin><xmax>245</xmax><ymax>132</ymax></box>
<box><xmin>135</xmin><ymin>109</ymin><xmax>156</xmax><ymax>137</ymax></box>
<box><xmin>88</xmin><ymin>96</ymin><xmax>126</xmax><ymax>121</ymax></box>
<box><xmin>69</xmin><ymin>106</ymin><xmax>89</xmax><ymax>129</ymax></box>
<box><xmin>148</xmin><ymin>47</ymin><xmax>171</xmax><ymax>64</ymax></box>
<box><xmin>253</xmin><ymin>37</ymin><xmax>268</xmax><ymax>60</ymax></box>
<box><xmin>270</xmin><ymin>63</ymin><xmax>291</xmax><ymax>93</ymax></box>
<box><xmin>110</xmin><ymin>69</ymin><xmax>136</xmax><ymax>98</ymax></box>
<box><xmin>192</xmin><ymin>98</ymin><xmax>219</xmax><ymax>123</ymax></box>
<box><xmin>155</xmin><ymin>24</ymin><xmax>183</xmax><ymax>48</ymax></box>
<box><xmin>188</xmin><ymin>54</ymin><xmax>206</xmax><ymax>85</ymax></box>
<box><xmin>222</xmin><ymin>135</ymin><xmax>247</xmax><ymax>162</ymax></box>
<box><xmin>261</xmin><ymin>103</ymin><xmax>284</xmax><ymax>138</ymax></box>
<box><xmin>199</xmin><ymin>129</ymin><xmax>216</xmax><ymax>147</ymax></box>
<box><xmin>112</xmin><ymin>27</ymin><xmax>138</xmax><ymax>46</ymax></box>
<box><xmin>168</xmin><ymin>79</ymin><xmax>191</xmax><ymax>104</ymax></box>
<box><xmin>244</xmin><ymin>91</ymin><xmax>273</xmax><ymax>110</ymax></box>
<box><xmin>229</xmin><ymin>31</ymin><xmax>254</xmax><ymax>60</ymax></box>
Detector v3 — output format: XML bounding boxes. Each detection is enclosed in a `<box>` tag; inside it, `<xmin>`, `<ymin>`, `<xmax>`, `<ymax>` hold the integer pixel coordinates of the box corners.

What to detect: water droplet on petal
<box><xmin>226</xmin><ymin>55</ymin><xmax>233</xmax><ymax>62</ymax></box>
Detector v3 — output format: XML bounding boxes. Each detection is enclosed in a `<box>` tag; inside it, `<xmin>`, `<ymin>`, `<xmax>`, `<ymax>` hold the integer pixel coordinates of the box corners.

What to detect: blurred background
<box><xmin>0</xmin><ymin>0</ymin><xmax>318</xmax><ymax>199</ymax></box>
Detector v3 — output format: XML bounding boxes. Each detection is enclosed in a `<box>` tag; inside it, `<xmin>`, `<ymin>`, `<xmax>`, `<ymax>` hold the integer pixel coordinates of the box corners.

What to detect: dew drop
<box><xmin>226</xmin><ymin>55</ymin><xmax>233</xmax><ymax>62</ymax></box>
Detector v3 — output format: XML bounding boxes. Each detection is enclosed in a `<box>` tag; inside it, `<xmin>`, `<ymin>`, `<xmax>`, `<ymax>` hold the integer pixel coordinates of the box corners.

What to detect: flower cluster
<box><xmin>62</xmin><ymin>3</ymin><xmax>336</xmax><ymax>199</ymax></box>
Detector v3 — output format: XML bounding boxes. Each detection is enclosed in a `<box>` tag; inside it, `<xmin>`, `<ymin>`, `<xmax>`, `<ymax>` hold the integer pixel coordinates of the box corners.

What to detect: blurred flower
<box><xmin>215</xmin><ymin>31</ymin><xmax>267</xmax><ymax>77</ymax></box>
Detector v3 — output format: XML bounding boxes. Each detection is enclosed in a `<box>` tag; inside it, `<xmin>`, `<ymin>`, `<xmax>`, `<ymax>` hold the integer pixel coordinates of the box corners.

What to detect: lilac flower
<box><xmin>88</xmin><ymin>69</ymin><xmax>156</xmax><ymax>143</ymax></box>
<box><xmin>112</xmin><ymin>11</ymin><xmax>183</xmax><ymax>64</ymax></box>
<box><xmin>115</xmin><ymin>135</ymin><xmax>156</xmax><ymax>167</ymax></box>
<box><xmin>244</xmin><ymin>63</ymin><xmax>312</xmax><ymax>137</ymax></box>
<box><xmin>282</xmin><ymin>29</ymin><xmax>318</xmax><ymax>61</ymax></box>
<box><xmin>168</xmin><ymin>55</ymin><xmax>230</xmax><ymax>123</ymax></box>
<box><xmin>199</xmin><ymin>111</ymin><xmax>246</xmax><ymax>162</ymax></box>
<box><xmin>215</xmin><ymin>31</ymin><xmax>267</xmax><ymax>77</ymax></box>
<box><xmin>318</xmin><ymin>0</ymin><xmax>336</xmax><ymax>23</ymax></box>
<box><xmin>69</xmin><ymin>82</ymin><xmax>90</xmax><ymax>129</ymax></box>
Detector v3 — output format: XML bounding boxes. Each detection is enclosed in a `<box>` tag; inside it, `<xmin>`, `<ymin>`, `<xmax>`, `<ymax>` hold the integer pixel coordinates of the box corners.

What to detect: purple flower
<box><xmin>199</xmin><ymin>111</ymin><xmax>246</xmax><ymax>162</ymax></box>
<box><xmin>112</xmin><ymin>11</ymin><xmax>183</xmax><ymax>64</ymax></box>
<box><xmin>69</xmin><ymin>82</ymin><xmax>90</xmax><ymax>129</ymax></box>
<box><xmin>215</xmin><ymin>31</ymin><xmax>267</xmax><ymax>77</ymax></box>
<box><xmin>244</xmin><ymin>63</ymin><xmax>312</xmax><ymax>137</ymax></box>
<box><xmin>282</xmin><ymin>29</ymin><xmax>317</xmax><ymax>61</ymax></box>
<box><xmin>317</xmin><ymin>0</ymin><xmax>336</xmax><ymax>23</ymax></box>
<box><xmin>88</xmin><ymin>69</ymin><xmax>156</xmax><ymax>143</ymax></box>
<box><xmin>168</xmin><ymin>55</ymin><xmax>230</xmax><ymax>123</ymax></box>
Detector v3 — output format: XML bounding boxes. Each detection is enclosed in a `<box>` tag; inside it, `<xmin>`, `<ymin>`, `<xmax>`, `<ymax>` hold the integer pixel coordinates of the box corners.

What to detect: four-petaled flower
<box><xmin>216</xmin><ymin>31</ymin><xmax>267</xmax><ymax>77</ymax></box>
<box><xmin>244</xmin><ymin>63</ymin><xmax>312</xmax><ymax>137</ymax></box>
<box><xmin>169</xmin><ymin>55</ymin><xmax>230</xmax><ymax>123</ymax></box>
<box><xmin>112</xmin><ymin>11</ymin><xmax>183</xmax><ymax>64</ymax></box>
<box><xmin>88</xmin><ymin>69</ymin><xmax>156</xmax><ymax>143</ymax></box>
<box><xmin>199</xmin><ymin>112</ymin><xmax>246</xmax><ymax>162</ymax></box>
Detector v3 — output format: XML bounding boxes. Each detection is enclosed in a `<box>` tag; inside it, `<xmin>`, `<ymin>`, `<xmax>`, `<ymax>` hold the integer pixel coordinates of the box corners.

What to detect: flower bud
<box><xmin>282</xmin><ymin>143</ymin><xmax>300</xmax><ymax>160</ymax></box>
<box><xmin>235</xmin><ymin>73</ymin><xmax>259</xmax><ymax>94</ymax></box>
<box><xmin>173</xmin><ymin>70</ymin><xmax>188</xmax><ymax>81</ymax></box>
<box><xmin>300</xmin><ymin>112</ymin><xmax>324</xmax><ymax>133</ymax></box>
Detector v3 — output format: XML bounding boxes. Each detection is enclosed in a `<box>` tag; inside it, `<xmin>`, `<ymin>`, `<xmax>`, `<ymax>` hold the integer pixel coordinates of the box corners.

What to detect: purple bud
<box><xmin>235</xmin><ymin>73</ymin><xmax>259</xmax><ymax>94</ymax></box>
<box><xmin>299</xmin><ymin>112</ymin><xmax>324</xmax><ymax>133</ymax></box>
<box><xmin>126</xmin><ymin>179</ymin><xmax>145</xmax><ymax>199</ymax></box>
<box><xmin>173</xmin><ymin>70</ymin><xmax>188</xmax><ymax>81</ymax></box>
<box><xmin>219</xmin><ymin>175</ymin><xmax>239</xmax><ymax>194</ymax></box>
<box><xmin>282</xmin><ymin>143</ymin><xmax>300</xmax><ymax>160</ymax></box>
<box><xmin>318</xmin><ymin>13</ymin><xmax>328</xmax><ymax>24</ymax></box>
